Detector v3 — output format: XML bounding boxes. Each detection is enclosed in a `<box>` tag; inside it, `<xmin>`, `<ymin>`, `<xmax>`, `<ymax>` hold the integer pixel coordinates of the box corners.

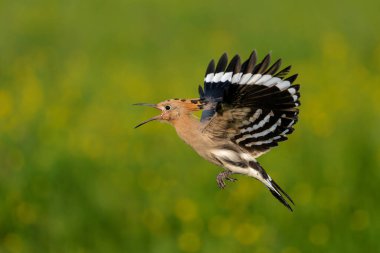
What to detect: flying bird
<box><xmin>134</xmin><ymin>51</ymin><xmax>300</xmax><ymax>211</ymax></box>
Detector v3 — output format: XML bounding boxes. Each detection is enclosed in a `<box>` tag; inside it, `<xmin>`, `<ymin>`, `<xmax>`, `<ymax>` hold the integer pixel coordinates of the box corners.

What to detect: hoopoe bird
<box><xmin>134</xmin><ymin>50</ymin><xmax>300</xmax><ymax>211</ymax></box>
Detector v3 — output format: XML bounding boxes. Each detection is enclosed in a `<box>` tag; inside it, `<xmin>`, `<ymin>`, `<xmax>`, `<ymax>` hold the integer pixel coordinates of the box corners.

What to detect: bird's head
<box><xmin>134</xmin><ymin>98</ymin><xmax>203</xmax><ymax>128</ymax></box>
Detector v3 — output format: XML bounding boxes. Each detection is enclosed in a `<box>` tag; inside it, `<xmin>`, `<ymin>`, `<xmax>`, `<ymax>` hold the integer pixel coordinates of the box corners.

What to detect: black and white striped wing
<box><xmin>199</xmin><ymin>53</ymin><xmax>241</xmax><ymax>122</ymax></box>
<box><xmin>201</xmin><ymin>51</ymin><xmax>300</xmax><ymax>154</ymax></box>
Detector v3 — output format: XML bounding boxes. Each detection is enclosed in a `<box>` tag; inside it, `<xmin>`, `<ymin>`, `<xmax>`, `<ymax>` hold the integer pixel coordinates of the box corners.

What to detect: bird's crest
<box><xmin>166</xmin><ymin>98</ymin><xmax>204</xmax><ymax>111</ymax></box>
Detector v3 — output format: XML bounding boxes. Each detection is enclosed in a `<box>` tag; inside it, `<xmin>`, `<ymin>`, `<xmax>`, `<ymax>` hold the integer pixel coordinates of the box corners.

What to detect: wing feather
<box><xmin>199</xmin><ymin>51</ymin><xmax>300</xmax><ymax>155</ymax></box>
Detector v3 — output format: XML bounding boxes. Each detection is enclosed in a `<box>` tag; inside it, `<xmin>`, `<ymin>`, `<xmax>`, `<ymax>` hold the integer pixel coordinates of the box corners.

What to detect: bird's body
<box><xmin>135</xmin><ymin>51</ymin><xmax>300</xmax><ymax>211</ymax></box>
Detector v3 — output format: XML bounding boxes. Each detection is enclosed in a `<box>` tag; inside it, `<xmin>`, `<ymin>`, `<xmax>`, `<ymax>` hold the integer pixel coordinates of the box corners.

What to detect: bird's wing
<box><xmin>200</xmin><ymin>51</ymin><xmax>300</xmax><ymax>154</ymax></box>
<box><xmin>198</xmin><ymin>52</ymin><xmax>239</xmax><ymax>122</ymax></box>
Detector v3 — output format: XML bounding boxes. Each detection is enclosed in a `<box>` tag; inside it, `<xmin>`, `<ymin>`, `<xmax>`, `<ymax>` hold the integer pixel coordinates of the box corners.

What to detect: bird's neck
<box><xmin>171</xmin><ymin>113</ymin><xmax>203</xmax><ymax>147</ymax></box>
<box><xmin>171</xmin><ymin>113</ymin><xmax>216</xmax><ymax>162</ymax></box>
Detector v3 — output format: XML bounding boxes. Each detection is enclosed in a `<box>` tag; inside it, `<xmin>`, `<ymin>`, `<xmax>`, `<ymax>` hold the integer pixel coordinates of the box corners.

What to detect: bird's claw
<box><xmin>216</xmin><ymin>171</ymin><xmax>237</xmax><ymax>189</ymax></box>
<box><xmin>226</xmin><ymin>177</ymin><xmax>237</xmax><ymax>182</ymax></box>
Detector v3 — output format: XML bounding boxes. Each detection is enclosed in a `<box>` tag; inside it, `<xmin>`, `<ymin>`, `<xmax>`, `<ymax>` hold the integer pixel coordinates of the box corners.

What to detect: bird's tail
<box><xmin>249</xmin><ymin>161</ymin><xmax>294</xmax><ymax>211</ymax></box>
<box><xmin>267</xmin><ymin>178</ymin><xmax>294</xmax><ymax>211</ymax></box>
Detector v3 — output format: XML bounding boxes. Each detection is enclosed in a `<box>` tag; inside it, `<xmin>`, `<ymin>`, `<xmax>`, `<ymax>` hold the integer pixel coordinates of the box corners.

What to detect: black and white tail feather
<box><xmin>250</xmin><ymin>160</ymin><xmax>294</xmax><ymax>211</ymax></box>
<box><xmin>199</xmin><ymin>51</ymin><xmax>300</xmax><ymax>211</ymax></box>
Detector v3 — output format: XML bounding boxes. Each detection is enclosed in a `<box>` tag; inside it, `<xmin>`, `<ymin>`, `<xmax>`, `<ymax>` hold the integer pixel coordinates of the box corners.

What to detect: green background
<box><xmin>1</xmin><ymin>0</ymin><xmax>379</xmax><ymax>252</ymax></box>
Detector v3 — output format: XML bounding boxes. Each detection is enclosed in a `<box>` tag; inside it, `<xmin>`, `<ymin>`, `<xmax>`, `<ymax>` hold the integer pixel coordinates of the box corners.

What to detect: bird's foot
<box><xmin>216</xmin><ymin>171</ymin><xmax>237</xmax><ymax>189</ymax></box>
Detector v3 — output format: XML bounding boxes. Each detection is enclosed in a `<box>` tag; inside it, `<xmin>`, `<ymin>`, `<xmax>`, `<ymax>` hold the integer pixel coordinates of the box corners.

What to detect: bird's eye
<box><xmin>165</xmin><ymin>105</ymin><xmax>171</xmax><ymax>110</ymax></box>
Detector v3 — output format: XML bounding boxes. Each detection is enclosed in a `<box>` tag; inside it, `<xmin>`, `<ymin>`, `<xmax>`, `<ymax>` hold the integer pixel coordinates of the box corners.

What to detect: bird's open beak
<box><xmin>133</xmin><ymin>103</ymin><xmax>161</xmax><ymax>128</ymax></box>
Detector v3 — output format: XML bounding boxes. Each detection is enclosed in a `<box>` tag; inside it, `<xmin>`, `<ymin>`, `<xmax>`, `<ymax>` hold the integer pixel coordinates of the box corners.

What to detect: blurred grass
<box><xmin>1</xmin><ymin>0</ymin><xmax>380</xmax><ymax>252</ymax></box>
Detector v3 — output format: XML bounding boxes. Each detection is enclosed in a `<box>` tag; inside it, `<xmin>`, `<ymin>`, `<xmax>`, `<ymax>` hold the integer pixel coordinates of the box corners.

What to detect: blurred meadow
<box><xmin>1</xmin><ymin>0</ymin><xmax>380</xmax><ymax>252</ymax></box>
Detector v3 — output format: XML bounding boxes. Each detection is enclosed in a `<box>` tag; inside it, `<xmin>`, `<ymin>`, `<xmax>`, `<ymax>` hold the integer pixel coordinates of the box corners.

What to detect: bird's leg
<box><xmin>216</xmin><ymin>170</ymin><xmax>237</xmax><ymax>189</ymax></box>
